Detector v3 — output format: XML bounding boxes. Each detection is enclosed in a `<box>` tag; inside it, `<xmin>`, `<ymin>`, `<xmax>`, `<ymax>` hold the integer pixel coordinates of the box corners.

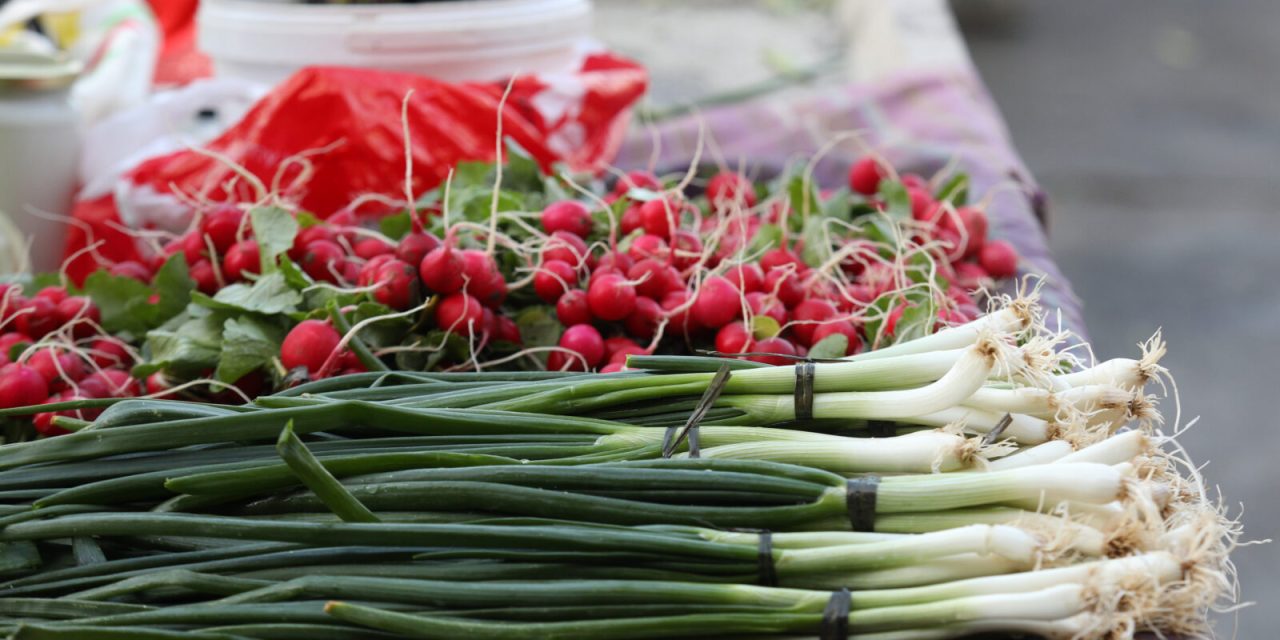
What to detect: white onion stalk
<box><xmin>844</xmin><ymin>304</ymin><xmax>1035</xmax><ymax>362</ymax></box>
<box><xmin>689</xmin><ymin>430</ymin><xmax>977</xmax><ymax>473</ymax></box>
<box><xmin>900</xmin><ymin>407</ymin><xmax>1052</xmax><ymax>445</ymax></box>
<box><xmin>989</xmin><ymin>441</ymin><xmax>1075</xmax><ymax>470</ymax></box>
<box><xmin>845</xmin><ymin>583</ymin><xmax>1089</xmax><ymax>633</ymax></box>
<box><xmin>845</xmin><ymin>614</ymin><xmax>1095</xmax><ymax>640</ymax></box>
<box><xmin>796</xmin><ymin>553</ymin><xmax>1025</xmax><ymax>590</ymax></box>
<box><xmin>724</xmin><ymin>348</ymin><xmax>967</xmax><ymax>394</ymax></box>
<box><xmin>1056</xmin><ymin>430</ymin><xmax>1152</xmax><ymax>466</ymax></box>
<box><xmin>962</xmin><ymin>384</ymin><xmax>1131</xmax><ymax>420</ymax></box>
<box><xmin>1057</xmin><ymin>333</ymin><xmax>1167</xmax><ymax>391</ymax></box>
<box><xmin>776</xmin><ymin>525</ymin><xmax>1039</xmax><ymax>575</ymax></box>
<box><xmin>873</xmin><ymin>463</ymin><xmax>1124</xmax><ymax>513</ymax></box>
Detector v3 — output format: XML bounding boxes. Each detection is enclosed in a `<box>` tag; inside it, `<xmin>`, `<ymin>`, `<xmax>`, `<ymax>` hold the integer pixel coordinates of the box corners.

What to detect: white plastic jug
<box><xmin>197</xmin><ymin>0</ymin><xmax>593</xmax><ymax>86</ymax></box>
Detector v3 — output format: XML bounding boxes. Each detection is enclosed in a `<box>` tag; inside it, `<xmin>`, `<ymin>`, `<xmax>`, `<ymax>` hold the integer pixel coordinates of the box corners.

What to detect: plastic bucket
<box><xmin>197</xmin><ymin>0</ymin><xmax>593</xmax><ymax>86</ymax></box>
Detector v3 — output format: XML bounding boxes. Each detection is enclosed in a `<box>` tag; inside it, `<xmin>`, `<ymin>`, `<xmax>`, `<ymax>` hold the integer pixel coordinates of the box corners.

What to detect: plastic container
<box><xmin>197</xmin><ymin>0</ymin><xmax>593</xmax><ymax>86</ymax></box>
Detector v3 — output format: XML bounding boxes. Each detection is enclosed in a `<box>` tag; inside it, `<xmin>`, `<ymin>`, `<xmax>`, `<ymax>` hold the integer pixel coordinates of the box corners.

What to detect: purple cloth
<box><xmin>614</xmin><ymin>68</ymin><xmax>1086</xmax><ymax>341</ymax></box>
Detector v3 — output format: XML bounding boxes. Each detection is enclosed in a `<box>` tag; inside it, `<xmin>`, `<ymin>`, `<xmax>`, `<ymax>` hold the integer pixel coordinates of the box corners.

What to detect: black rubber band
<box><xmin>866</xmin><ymin>420</ymin><xmax>897</xmax><ymax>438</ymax></box>
<box><xmin>757</xmin><ymin>531</ymin><xmax>778</xmax><ymax>587</ymax></box>
<box><xmin>820</xmin><ymin>588</ymin><xmax>852</xmax><ymax>640</ymax></box>
<box><xmin>661</xmin><ymin>426</ymin><xmax>677</xmax><ymax>454</ymax></box>
<box><xmin>845</xmin><ymin>476</ymin><xmax>880</xmax><ymax>532</ymax></box>
<box><xmin>686</xmin><ymin>423</ymin><xmax>701</xmax><ymax>459</ymax></box>
<box><xmin>662</xmin><ymin>364</ymin><xmax>730</xmax><ymax>459</ymax></box>
<box><xmin>794</xmin><ymin>361</ymin><xmax>816</xmax><ymax>421</ymax></box>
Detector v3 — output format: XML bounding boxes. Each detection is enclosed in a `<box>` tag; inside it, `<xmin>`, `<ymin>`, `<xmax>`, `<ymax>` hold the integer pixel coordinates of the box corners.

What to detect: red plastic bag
<box><xmin>64</xmin><ymin>55</ymin><xmax>648</xmax><ymax>283</ymax></box>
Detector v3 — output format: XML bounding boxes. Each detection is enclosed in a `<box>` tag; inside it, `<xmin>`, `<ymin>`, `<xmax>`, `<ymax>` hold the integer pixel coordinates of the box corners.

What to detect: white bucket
<box><xmin>197</xmin><ymin>0</ymin><xmax>593</xmax><ymax>86</ymax></box>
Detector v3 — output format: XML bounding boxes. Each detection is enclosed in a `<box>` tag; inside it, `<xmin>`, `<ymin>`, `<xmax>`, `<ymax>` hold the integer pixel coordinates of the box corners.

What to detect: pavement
<box><xmin>596</xmin><ymin>0</ymin><xmax>1279</xmax><ymax>636</ymax></box>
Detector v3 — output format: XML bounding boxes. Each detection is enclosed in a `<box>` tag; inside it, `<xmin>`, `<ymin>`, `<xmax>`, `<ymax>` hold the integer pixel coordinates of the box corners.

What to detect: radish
<box><xmin>354</xmin><ymin>238</ymin><xmax>395</xmax><ymax>260</ymax></box>
<box><xmin>639</xmin><ymin>198</ymin><xmax>678</xmax><ymax>238</ymax></box>
<box><xmin>901</xmin><ymin>173</ymin><xmax>927</xmax><ymax>189</ymax></box>
<box><xmin>55</xmin><ymin>296</ymin><xmax>101</xmax><ymax>338</ymax></box>
<box><xmin>492</xmin><ymin>315</ymin><xmax>522</xmax><ymax>345</ymax></box>
<box><xmin>395</xmin><ymin>232</ymin><xmax>440</xmax><ymax>266</ymax></box>
<box><xmin>669</xmin><ymin>231</ymin><xmax>703</xmax><ymax>270</ymax></box>
<box><xmin>201</xmin><ymin>206</ymin><xmax>245</xmax><ymax>253</ymax></box>
<box><xmin>599</xmin><ymin>362</ymin><xmax>626</xmax><ymax>373</ymax></box>
<box><xmin>980</xmin><ymin>240</ymin><xmax>1018</xmax><ymax>279</ymax></box>
<box><xmin>419</xmin><ymin>246</ymin><xmax>465</xmax><ymax>294</ymax></box>
<box><xmin>759</xmin><ymin>248</ymin><xmax>805</xmax><ymax>273</ymax></box>
<box><xmin>90</xmin><ymin>337</ymin><xmax>132</xmax><ymax>368</ymax></box>
<box><xmin>541</xmin><ymin>201</ymin><xmax>593</xmax><ymax>238</ymax></box>
<box><xmin>660</xmin><ymin>290</ymin><xmax>699</xmax><ymax>337</ymax></box>
<box><xmin>953</xmin><ymin>262</ymin><xmax>989</xmax><ymax>289</ymax></box>
<box><xmin>0</xmin><ymin>333</ymin><xmax>32</xmax><ymax>363</ymax></box>
<box><xmin>811</xmin><ymin>321</ymin><xmax>862</xmax><ymax>355</ymax></box>
<box><xmin>620</xmin><ymin>205</ymin><xmax>644</xmax><ymax>235</ymax></box>
<box><xmin>595</xmin><ymin>251</ymin><xmax>634</xmax><ymax>275</ymax></box>
<box><xmin>603</xmin><ymin>336</ymin><xmax>642</xmax><ymax>361</ymax></box>
<box><xmin>15</xmin><ymin>296</ymin><xmax>59</xmax><ymax>338</ymax></box>
<box><xmin>144</xmin><ymin>371</ymin><xmax>174</xmax><ymax>397</ymax></box>
<box><xmin>746</xmin><ymin>292</ymin><xmax>788</xmax><ymax>327</ymax></box>
<box><xmin>555</xmin><ymin>289</ymin><xmax>593</xmax><ymax>326</ymax></box>
<box><xmin>534</xmin><ymin>260</ymin><xmax>577</xmax><ymax>303</ymax></box>
<box><xmin>222</xmin><ymin>240</ymin><xmax>261</xmax><ymax>282</ymax></box>
<box><xmin>627</xmin><ymin>259</ymin><xmax>671</xmax><ymax>300</ymax></box>
<box><xmin>546</xmin><ymin>350</ymin><xmax>586</xmax><ymax>372</ymax></box>
<box><xmin>747</xmin><ymin>337</ymin><xmax>798</xmax><ymax>366</ymax></box>
<box><xmin>622</xmin><ymin>296</ymin><xmax>662</xmax><ymax>340</ymax></box>
<box><xmin>848</xmin><ymin>156</ymin><xmax>887</xmax><ymax>196</ymax></box>
<box><xmin>724</xmin><ymin>263</ymin><xmax>764</xmax><ymax>293</ymax></box>
<box><xmin>587</xmin><ymin>273</ymin><xmax>637</xmax><ymax>322</ymax></box>
<box><xmin>289</xmin><ymin>226</ymin><xmax>336</xmax><ymax>260</ymax></box>
<box><xmin>27</xmin><ymin>349</ymin><xmax>88</xmax><ymax>390</ymax></box>
<box><xmin>613</xmin><ymin>170</ymin><xmax>662</xmax><ymax>195</ymax></box>
<box><xmin>181</xmin><ymin>231</ymin><xmax>208</xmax><ymax>265</ymax></box>
<box><xmin>435</xmin><ymin>292</ymin><xmax>485</xmax><ymax>336</ymax></box>
<box><xmin>36</xmin><ymin>286</ymin><xmax>67</xmax><ymax>304</ymax></box>
<box><xmin>627</xmin><ymin>234</ymin><xmax>669</xmax><ymax>262</ymax></box>
<box><xmin>542</xmin><ymin>231</ymin><xmax>590</xmax><ymax>268</ymax></box>
<box><xmin>883</xmin><ymin>304</ymin><xmax>907</xmax><ymax>338</ymax></box>
<box><xmin>460</xmin><ymin>250</ymin><xmax>506</xmax><ymax>308</ymax></box>
<box><xmin>957</xmin><ymin>207</ymin><xmax>988</xmax><ymax>258</ymax></box>
<box><xmin>0</xmin><ymin>363</ymin><xmax>49</xmax><ymax>408</ymax></box>
<box><xmin>715</xmin><ymin>321</ymin><xmax>752</xmax><ymax>354</ymax></box>
<box><xmin>705</xmin><ymin>171</ymin><xmax>757</xmax><ymax>209</ymax></box>
<box><xmin>281</xmin><ymin>320</ymin><xmax>341</xmax><ymax>374</ymax></box>
<box><xmin>763</xmin><ymin>269</ymin><xmax>805</xmax><ymax>308</ymax></box>
<box><xmin>368</xmin><ymin>259</ymin><xmax>419</xmax><ymax>310</ymax></box>
<box><xmin>559</xmin><ymin>324</ymin><xmax>605</xmax><ymax>368</ymax></box>
<box><xmin>300</xmin><ymin>240</ymin><xmax>346</xmax><ymax>283</ymax></box>
<box><xmin>691</xmin><ymin>276</ymin><xmax>740</xmax><ymax>329</ymax></box>
<box><xmin>908</xmin><ymin>187</ymin><xmax>935</xmax><ymax>221</ymax></box>
<box><xmin>608</xmin><ymin>344</ymin><xmax>647</xmax><ymax>365</ymax></box>
<box><xmin>108</xmin><ymin>260</ymin><xmax>153</xmax><ymax>282</ymax></box>
<box><xmin>188</xmin><ymin>260</ymin><xmax>218</xmax><ymax>294</ymax></box>
<box><xmin>79</xmin><ymin>369</ymin><xmax>140</xmax><ymax>399</ymax></box>
<box><xmin>358</xmin><ymin>255</ymin><xmax>396</xmax><ymax>285</ymax></box>
<box><xmin>790</xmin><ymin>299</ymin><xmax>838</xmax><ymax>347</ymax></box>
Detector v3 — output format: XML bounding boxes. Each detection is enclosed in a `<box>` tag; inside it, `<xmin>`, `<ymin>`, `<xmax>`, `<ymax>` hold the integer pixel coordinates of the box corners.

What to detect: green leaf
<box><xmin>808</xmin><ymin>333</ymin><xmax>849</xmax><ymax>359</ymax></box>
<box><xmin>786</xmin><ymin>175</ymin><xmax>820</xmax><ymax>230</ymax></box>
<box><xmin>295</xmin><ymin>211</ymin><xmax>322</xmax><ymax>229</ymax></box>
<box><xmin>379</xmin><ymin>211</ymin><xmax>413</xmax><ymax>241</ymax></box>
<box><xmin>751</xmin><ymin>315</ymin><xmax>781</xmax><ymax>339</ymax></box>
<box><xmin>877</xmin><ymin>180</ymin><xmax>912</xmax><ymax>221</ymax></box>
<box><xmin>136</xmin><ymin>314</ymin><xmax>223</xmax><ymax>377</ymax></box>
<box><xmin>346</xmin><ymin>302</ymin><xmax>413</xmax><ymax>349</ymax></box>
<box><xmin>250</xmin><ymin>206</ymin><xmax>299</xmax><ymax>274</ymax></box>
<box><xmin>935</xmin><ymin>173</ymin><xmax>969</xmax><ymax>205</ymax></box>
<box><xmin>151</xmin><ymin>255</ymin><xmax>194</xmax><ymax>320</ymax></box>
<box><xmin>503</xmin><ymin>139</ymin><xmax>544</xmax><ymax>193</ymax></box>
<box><xmin>193</xmin><ymin>272</ymin><xmax>302</xmax><ymax>315</ymax></box>
<box><xmin>451</xmin><ymin>161</ymin><xmax>493</xmax><ymax>190</ymax></box>
<box><xmin>215</xmin><ymin>316</ymin><xmax>285</xmax><ymax>383</ymax></box>
<box><xmin>748</xmin><ymin>223</ymin><xmax>784</xmax><ymax>255</ymax></box>
<box><xmin>81</xmin><ymin>271</ymin><xmax>153</xmax><ymax>335</ymax></box>
<box><xmin>819</xmin><ymin>187</ymin><xmax>854</xmax><ymax>222</ymax></box>
<box><xmin>798</xmin><ymin>217</ymin><xmax>832</xmax><ymax>269</ymax></box>
<box><xmin>514</xmin><ymin>306</ymin><xmax>561</xmax><ymax>367</ymax></box>
<box><xmin>278</xmin><ymin>255</ymin><xmax>312</xmax><ymax>290</ymax></box>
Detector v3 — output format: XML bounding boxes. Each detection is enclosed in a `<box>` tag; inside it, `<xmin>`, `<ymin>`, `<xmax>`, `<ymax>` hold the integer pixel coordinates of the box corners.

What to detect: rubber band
<box><xmin>757</xmin><ymin>531</ymin><xmax>778</xmax><ymax>587</ymax></box>
<box><xmin>845</xmin><ymin>476</ymin><xmax>879</xmax><ymax>532</ymax></box>
<box><xmin>794</xmin><ymin>361</ymin><xmax>816</xmax><ymax>421</ymax></box>
<box><xmin>820</xmin><ymin>588</ymin><xmax>851</xmax><ymax>640</ymax></box>
<box><xmin>661</xmin><ymin>364</ymin><xmax>731</xmax><ymax>459</ymax></box>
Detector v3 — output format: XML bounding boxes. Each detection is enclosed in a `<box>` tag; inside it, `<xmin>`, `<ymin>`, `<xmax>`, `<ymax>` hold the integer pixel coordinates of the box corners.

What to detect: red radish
<box><xmin>559</xmin><ymin>324</ymin><xmax>605</xmax><ymax>368</ymax></box>
<box><xmin>201</xmin><ymin>206</ymin><xmax>245</xmax><ymax>253</ymax></box>
<box><xmin>460</xmin><ymin>250</ymin><xmax>506</xmax><ymax>308</ymax></box>
<box><xmin>724</xmin><ymin>263</ymin><xmax>764</xmax><ymax>293</ymax></box>
<box><xmin>908</xmin><ymin>188</ymin><xmax>935</xmax><ymax>221</ymax></box>
<box><xmin>419</xmin><ymin>246</ymin><xmax>465</xmax><ymax>294</ymax></box>
<box><xmin>956</xmin><ymin>207</ymin><xmax>988</xmax><ymax>258</ymax></box>
<box><xmin>55</xmin><ymin>296</ymin><xmax>100</xmax><ymax>338</ymax></box>
<box><xmin>604</xmin><ymin>336</ymin><xmax>642</xmax><ymax>361</ymax></box>
<box><xmin>0</xmin><ymin>363</ymin><xmax>49</xmax><ymax>408</ymax></box>
<box><xmin>747</xmin><ymin>337</ymin><xmax>798</xmax><ymax>366</ymax></box>
<box><xmin>882</xmin><ymin>304</ymin><xmax>907</xmax><ymax>338</ymax></box>
<box><xmin>691</xmin><ymin>276</ymin><xmax>740</xmax><ymax>329</ymax></box>
<box><xmin>354</xmin><ymin>238</ymin><xmax>395</xmax><ymax>260</ymax></box>
<box><xmin>27</xmin><ymin>349</ymin><xmax>88</xmax><ymax>389</ymax></box>
<box><xmin>396</xmin><ymin>232</ymin><xmax>441</xmax><ymax>266</ymax></box>
<box><xmin>555</xmin><ymin>289</ymin><xmax>593</xmax><ymax>326</ymax></box>
<box><xmin>613</xmin><ymin>170</ymin><xmax>662</xmax><ymax>195</ymax></box>
<box><xmin>213</xmin><ymin>370</ymin><xmax>268</xmax><ymax>404</ymax></box>
<box><xmin>623</xmin><ymin>296</ymin><xmax>662</xmax><ymax>339</ymax></box>
<box><xmin>599</xmin><ymin>362</ymin><xmax>626</xmax><ymax>373</ymax></box>
<box><xmin>0</xmin><ymin>333</ymin><xmax>32</xmax><ymax>362</ymax></box>
<box><xmin>108</xmin><ymin>260</ymin><xmax>153</xmax><ymax>281</ymax></box>
<box><xmin>746</xmin><ymin>292</ymin><xmax>788</xmax><ymax>327</ymax></box>
<box><xmin>811</xmin><ymin>322</ymin><xmax>862</xmax><ymax>355</ymax></box>
<box><xmin>660</xmin><ymin>290</ymin><xmax>699</xmax><ymax>336</ymax></box>
<box><xmin>534</xmin><ymin>260</ymin><xmax>578</xmax><ymax>303</ymax></box>
<box><xmin>587</xmin><ymin>274</ymin><xmax>637</xmax><ymax>322</ymax></box>
<box><xmin>764</xmin><ymin>269</ymin><xmax>805</xmax><ymax>308</ymax></box>
<box><xmin>608</xmin><ymin>344</ymin><xmax>647</xmax><ymax>365</ymax></box>
<box><xmin>435</xmin><ymin>292</ymin><xmax>484</xmax><ymax>336</ymax></box>
<box><xmin>300</xmin><ymin>240</ymin><xmax>345</xmax><ymax>283</ymax></box>
<box><xmin>627</xmin><ymin>259</ymin><xmax>671</xmax><ymax>299</ymax></box>
<box><xmin>669</xmin><ymin>231</ymin><xmax>703</xmax><ymax>270</ymax></box>
<box><xmin>36</xmin><ymin>286</ymin><xmax>67</xmax><ymax>304</ymax></box>
<box><xmin>541</xmin><ymin>201</ymin><xmax>593</xmax><ymax>238</ymax></box>
<box><xmin>358</xmin><ymin>255</ymin><xmax>396</xmax><ymax>285</ymax></box>
<box><xmin>790</xmin><ymin>299</ymin><xmax>838</xmax><ymax>347</ymax></box>
<box><xmin>639</xmin><ymin>198</ymin><xmax>679</xmax><ymax>238</ymax></box>
<box><xmin>705</xmin><ymin>172</ymin><xmax>757</xmax><ymax>209</ymax></box>
<box><xmin>492</xmin><ymin>315</ymin><xmax>522</xmax><ymax>345</ymax></box>
<box><xmin>901</xmin><ymin>173</ymin><xmax>927</xmax><ymax>190</ymax></box>
<box><xmin>90</xmin><ymin>338</ymin><xmax>132</xmax><ymax>368</ymax></box>
<box><xmin>620</xmin><ymin>205</ymin><xmax>644</xmax><ymax>235</ymax></box>
<box><xmin>189</xmin><ymin>260</ymin><xmax>218</xmax><ymax>294</ymax></box>
<box><xmin>627</xmin><ymin>234</ymin><xmax>669</xmax><ymax>262</ymax></box>
<box><xmin>759</xmin><ymin>248</ymin><xmax>805</xmax><ymax>274</ymax></box>
<box><xmin>281</xmin><ymin>320</ymin><xmax>341</xmax><ymax>374</ymax></box>
<box><xmin>144</xmin><ymin>371</ymin><xmax>174</xmax><ymax>397</ymax></box>
<box><xmin>33</xmin><ymin>409</ymin><xmax>67</xmax><ymax>437</ymax></box>
<box><xmin>715</xmin><ymin>321</ymin><xmax>752</xmax><ymax>354</ymax></box>
<box><xmin>289</xmin><ymin>226</ymin><xmax>335</xmax><ymax>260</ymax></box>
<box><xmin>588</xmin><ymin>266</ymin><xmax>622</xmax><ymax>286</ymax></box>
<box><xmin>181</xmin><ymin>231</ymin><xmax>209</xmax><ymax>265</ymax></box>
<box><xmin>79</xmin><ymin>369</ymin><xmax>140</xmax><ymax>398</ymax></box>
<box><xmin>221</xmin><ymin>240</ymin><xmax>261</xmax><ymax>282</ymax></box>
<box><xmin>980</xmin><ymin>240</ymin><xmax>1018</xmax><ymax>279</ymax></box>
<box><xmin>368</xmin><ymin>259</ymin><xmax>419</xmax><ymax>310</ymax></box>
<box><xmin>595</xmin><ymin>251</ymin><xmax>634</xmax><ymax>275</ymax></box>
<box><xmin>953</xmin><ymin>262</ymin><xmax>989</xmax><ymax>289</ymax></box>
<box><xmin>546</xmin><ymin>350</ymin><xmax>587</xmax><ymax>372</ymax></box>
<box><xmin>848</xmin><ymin>156</ymin><xmax>887</xmax><ymax>196</ymax></box>
<box><xmin>542</xmin><ymin>231</ymin><xmax>590</xmax><ymax>268</ymax></box>
<box><xmin>15</xmin><ymin>296</ymin><xmax>59</xmax><ymax>338</ymax></box>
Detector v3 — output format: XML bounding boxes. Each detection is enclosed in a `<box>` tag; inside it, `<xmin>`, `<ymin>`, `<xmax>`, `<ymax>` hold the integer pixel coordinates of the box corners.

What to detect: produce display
<box><xmin>0</xmin><ymin>291</ymin><xmax>1238</xmax><ymax>638</ymax></box>
<box><xmin>1</xmin><ymin>151</ymin><xmax>1012</xmax><ymax>438</ymax></box>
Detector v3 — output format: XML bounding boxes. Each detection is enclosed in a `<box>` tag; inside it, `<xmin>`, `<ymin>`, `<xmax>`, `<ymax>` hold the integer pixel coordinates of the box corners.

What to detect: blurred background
<box><xmin>596</xmin><ymin>0</ymin><xmax>1278</xmax><ymax>636</ymax></box>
